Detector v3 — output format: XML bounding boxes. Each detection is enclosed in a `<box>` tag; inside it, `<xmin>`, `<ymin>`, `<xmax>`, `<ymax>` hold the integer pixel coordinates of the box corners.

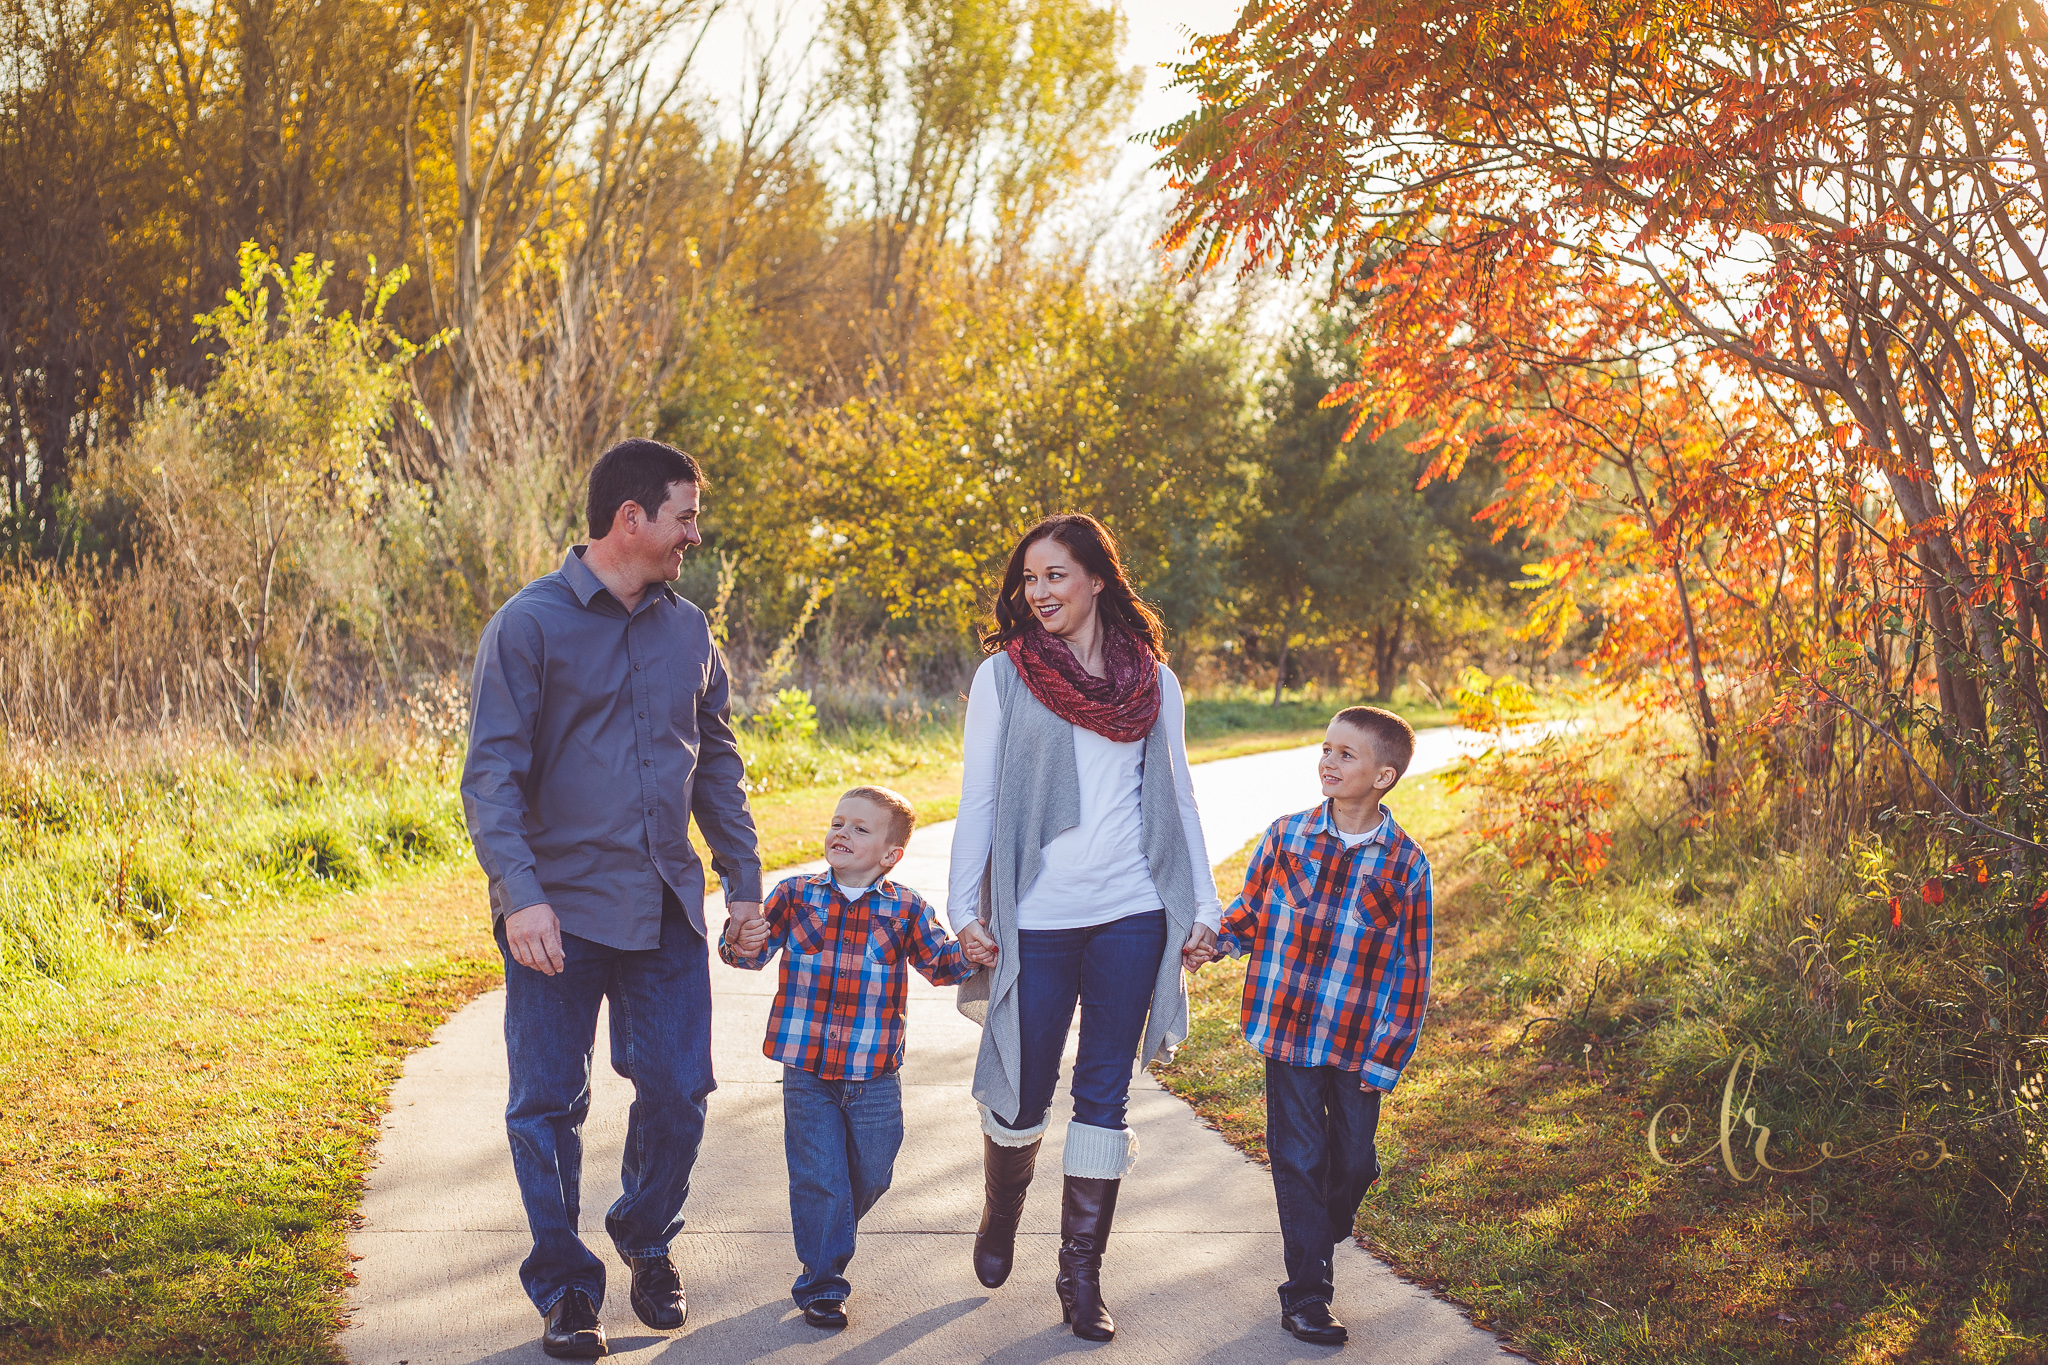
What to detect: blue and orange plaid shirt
<box><xmin>1215</xmin><ymin>801</ymin><xmax>1433</xmax><ymax>1092</ymax></box>
<box><xmin>718</xmin><ymin>871</ymin><xmax>976</xmax><ymax>1081</ymax></box>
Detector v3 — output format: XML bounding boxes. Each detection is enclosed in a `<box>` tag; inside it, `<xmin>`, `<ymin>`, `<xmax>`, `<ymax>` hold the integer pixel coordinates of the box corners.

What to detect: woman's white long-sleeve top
<box><xmin>946</xmin><ymin>653</ymin><xmax>1223</xmax><ymax>935</ymax></box>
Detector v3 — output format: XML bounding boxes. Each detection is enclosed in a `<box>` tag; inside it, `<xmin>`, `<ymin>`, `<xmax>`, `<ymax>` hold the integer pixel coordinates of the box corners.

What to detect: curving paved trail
<box><xmin>341</xmin><ymin>728</ymin><xmax>1536</xmax><ymax>1364</ymax></box>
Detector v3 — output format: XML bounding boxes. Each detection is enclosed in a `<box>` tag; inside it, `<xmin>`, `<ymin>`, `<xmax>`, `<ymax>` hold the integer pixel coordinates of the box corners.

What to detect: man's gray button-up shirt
<box><xmin>461</xmin><ymin>547</ymin><xmax>762</xmax><ymax>949</ymax></box>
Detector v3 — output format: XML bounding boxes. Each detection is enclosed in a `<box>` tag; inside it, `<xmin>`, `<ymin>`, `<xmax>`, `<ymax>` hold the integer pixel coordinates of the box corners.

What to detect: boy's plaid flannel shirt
<box><xmin>1215</xmin><ymin>801</ymin><xmax>1433</xmax><ymax>1092</ymax></box>
<box><xmin>719</xmin><ymin>870</ymin><xmax>975</xmax><ymax>1081</ymax></box>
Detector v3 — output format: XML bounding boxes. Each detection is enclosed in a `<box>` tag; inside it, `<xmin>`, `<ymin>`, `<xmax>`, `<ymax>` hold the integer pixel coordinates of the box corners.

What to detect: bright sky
<box><xmin>686</xmin><ymin>0</ymin><xmax>1252</xmax><ymax>221</ymax></box>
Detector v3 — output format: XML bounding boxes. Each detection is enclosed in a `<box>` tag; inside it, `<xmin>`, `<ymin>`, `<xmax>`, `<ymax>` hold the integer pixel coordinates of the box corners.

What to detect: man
<box><xmin>462</xmin><ymin>438</ymin><xmax>762</xmax><ymax>1359</ymax></box>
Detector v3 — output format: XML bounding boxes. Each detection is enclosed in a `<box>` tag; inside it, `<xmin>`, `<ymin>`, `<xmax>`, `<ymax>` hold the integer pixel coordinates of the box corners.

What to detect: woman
<box><xmin>950</xmin><ymin>514</ymin><xmax>1221</xmax><ymax>1343</ymax></box>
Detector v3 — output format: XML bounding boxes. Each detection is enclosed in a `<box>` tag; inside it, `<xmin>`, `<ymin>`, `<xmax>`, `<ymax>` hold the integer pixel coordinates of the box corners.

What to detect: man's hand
<box><xmin>1181</xmin><ymin>924</ymin><xmax>1219</xmax><ymax>971</ymax></box>
<box><xmin>505</xmin><ymin>903</ymin><xmax>567</xmax><ymax>976</ymax></box>
<box><xmin>726</xmin><ymin>912</ymin><xmax>772</xmax><ymax>955</ymax></box>
<box><xmin>957</xmin><ymin>921</ymin><xmax>999</xmax><ymax>967</ymax></box>
<box><xmin>727</xmin><ymin>899</ymin><xmax>764</xmax><ymax>926</ymax></box>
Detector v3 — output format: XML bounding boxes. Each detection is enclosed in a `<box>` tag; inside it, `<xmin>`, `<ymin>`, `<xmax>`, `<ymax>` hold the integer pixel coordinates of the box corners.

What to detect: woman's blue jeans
<box><xmin>782</xmin><ymin>1065</ymin><xmax>904</xmax><ymax>1306</ymax></box>
<box><xmin>496</xmin><ymin>893</ymin><xmax>714</xmax><ymax>1314</ymax></box>
<box><xmin>996</xmin><ymin>908</ymin><xmax>1168</xmax><ymax>1132</ymax></box>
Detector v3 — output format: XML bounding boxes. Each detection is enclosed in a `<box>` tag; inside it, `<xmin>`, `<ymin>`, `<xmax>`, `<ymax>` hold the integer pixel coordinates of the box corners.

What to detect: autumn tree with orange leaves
<box><xmin>1161</xmin><ymin>0</ymin><xmax>2048</xmax><ymax>870</ymax></box>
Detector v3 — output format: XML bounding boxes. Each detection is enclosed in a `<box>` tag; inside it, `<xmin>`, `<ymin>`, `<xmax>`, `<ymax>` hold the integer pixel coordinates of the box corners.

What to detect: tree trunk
<box><xmin>1671</xmin><ymin>555</ymin><xmax>1719</xmax><ymax>764</ymax></box>
<box><xmin>447</xmin><ymin>12</ymin><xmax>487</xmax><ymax>463</ymax></box>
<box><xmin>1371</xmin><ymin>609</ymin><xmax>1406</xmax><ymax>702</ymax></box>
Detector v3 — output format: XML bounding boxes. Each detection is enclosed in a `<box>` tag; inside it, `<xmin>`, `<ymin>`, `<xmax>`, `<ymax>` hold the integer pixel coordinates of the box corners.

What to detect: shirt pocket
<box><xmin>1276</xmin><ymin>850</ymin><xmax>1322</xmax><ymax>908</ymax></box>
<box><xmin>865</xmin><ymin>906</ymin><xmax>910</xmax><ymax>964</ymax></box>
<box><xmin>789</xmin><ymin>901</ymin><xmax>831</xmax><ymax>956</ymax></box>
<box><xmin>1345</xmin><ymin>875</ymin><xmax>1403</xmax><ymax>935</ymax></box>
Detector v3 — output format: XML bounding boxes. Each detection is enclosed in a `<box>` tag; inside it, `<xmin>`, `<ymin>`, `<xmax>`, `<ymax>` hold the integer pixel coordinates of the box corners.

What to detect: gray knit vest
<box><xmin>956</xmin><ymin>652</ymin><xmax>1200</xmax><ymax>1124</ymax></box>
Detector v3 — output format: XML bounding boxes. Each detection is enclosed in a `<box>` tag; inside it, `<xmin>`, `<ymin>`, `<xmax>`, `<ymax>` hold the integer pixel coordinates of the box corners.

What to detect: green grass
<box><xmin>1182</xmin><ymin>693</ymin><xmax>1453</xmax><ymax>765</ymax></box>
<box><xmin>0</xmin><ymin>733</ymin><xmax>470</xmax><ymax>997</ymax></box>
<box><xmin>0</xmin><ymin>714</ymin><xmax>970</xmax><ymax>1363</ymax></box>
<box><xmin>0</xmin><ymin>866</ymin><xmax>500</xmax><ymax>1363</ymax></box>
<box><xmin>1155</xmin><ymin>755</ymin><xmax>2048</xmax><ymax>1364</ymax></box>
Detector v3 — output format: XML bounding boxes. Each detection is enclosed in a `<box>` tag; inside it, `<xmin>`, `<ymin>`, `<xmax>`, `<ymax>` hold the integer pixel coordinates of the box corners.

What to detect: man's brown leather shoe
<box><xmin>803</xmin><ymin>1299</ymin><xmax>848</xmax><ymax>1329</ymax></box>
<box><xmin>627</xmin><ymin>1253</ymin><xmax>687</xmax><ymax>1330</ymax></box>
<box><xmin>542</xmin><ymin>1288</ymin><xmax>608</xmax><ymax>1359</ymax></box>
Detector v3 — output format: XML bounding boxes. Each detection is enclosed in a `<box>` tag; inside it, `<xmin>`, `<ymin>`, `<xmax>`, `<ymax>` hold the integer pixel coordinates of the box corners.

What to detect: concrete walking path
<box><xmin>342</xmin><ymin>730</ymin><xmax>1531</xmax><ymax>1364</ymax></box>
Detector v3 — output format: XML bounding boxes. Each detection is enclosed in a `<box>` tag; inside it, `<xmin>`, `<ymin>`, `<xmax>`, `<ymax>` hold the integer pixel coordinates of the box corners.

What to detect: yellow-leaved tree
<box><xmin>134</xmin><ymin>243</ymin><xmax>443</xmax><ymax>732</ymax></box>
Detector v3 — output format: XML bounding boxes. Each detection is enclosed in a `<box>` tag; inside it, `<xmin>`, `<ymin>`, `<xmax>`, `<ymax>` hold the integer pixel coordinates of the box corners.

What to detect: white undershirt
<box><xmin>1333</xmin><ymin>816</ymin><xmax>1386</xmax><ymax>850</ymax></box>
<box><xmin>834</xmin><ymin>878</ymin><xmax>874</xmax><ymax>901</ymax></box>
<box><xmin>947</xmin><ymin>655</ymin><xmax>1223</xmax><ymax>934</ymax></box>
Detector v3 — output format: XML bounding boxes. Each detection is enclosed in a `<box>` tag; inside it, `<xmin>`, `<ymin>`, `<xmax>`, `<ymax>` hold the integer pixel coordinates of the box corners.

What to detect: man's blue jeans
<box><xmin>496</xmin><ymin>892</ymin><xmax>714</xmax><ymax>1314</ymax></box>
<box><xmin>1265</xmin><ymin>1057</ymin><xmax>1383</xmax><ymax>1311</ymax></box>
<box><xmin>782</xmin><ymin>1065</ymin><xmax>903</xmax><ymax>1307</ymax></box>
<box><xmin>997</xmin><ymin>909</ymin><xmax>1168</xmax><ymax>1132</ymax></box>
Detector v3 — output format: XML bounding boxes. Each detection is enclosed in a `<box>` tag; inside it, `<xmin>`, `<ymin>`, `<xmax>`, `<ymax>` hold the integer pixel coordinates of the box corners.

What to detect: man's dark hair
<box><xmin>586</xmin><ymin>439</ymin><xmax>703</xmax><ymax>539</ymax></box>
<box><xmin>1332</xmin><ymin>705</ymin><xmax>1416</xmax><ymax>784</ymax></box>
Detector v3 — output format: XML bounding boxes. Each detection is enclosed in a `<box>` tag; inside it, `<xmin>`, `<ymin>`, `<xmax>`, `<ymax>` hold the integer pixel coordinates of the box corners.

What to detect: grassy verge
<box><xmin>0</xmin><ymin>717</ymin><xmax>964</xmax><ymax>1364</ymax></box>
<box><xmin>1155</xmin><ymin>770</ymin><xmax>2048</xmax><ymax>1365</ymax></box>
<box><xmin>0</xmin><ymin>867</ymin><xmax>499</xmax><ymax>1363</ymax></box>
<box><xmin>1182</xmin><ymin>695</ymin><xmax>1452</xmax><ymax>765</ymax></box>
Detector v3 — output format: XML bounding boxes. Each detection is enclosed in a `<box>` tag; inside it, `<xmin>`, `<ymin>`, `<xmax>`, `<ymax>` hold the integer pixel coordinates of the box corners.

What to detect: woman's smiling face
<box><xmin>1020</xmin><ymin>536</ymin><xmax>1103</xmax><ymax>640</ymax></box>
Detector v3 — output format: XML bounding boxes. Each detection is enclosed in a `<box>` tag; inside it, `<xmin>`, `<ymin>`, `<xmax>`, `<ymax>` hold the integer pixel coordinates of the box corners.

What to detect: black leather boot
<box><xmin>1053</xmin><ymin>1175</ymin><xmax>1119</xmax><ymax>1342</ymax></box>
<box><xmin>973</xmin><ymin>1135</ymin><xmax>1042</xmax><ymax>1288</ymax></box>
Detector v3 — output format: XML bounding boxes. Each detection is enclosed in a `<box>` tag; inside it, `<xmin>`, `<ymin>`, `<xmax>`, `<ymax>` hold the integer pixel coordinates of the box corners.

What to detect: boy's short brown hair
<box><xmin>1331</xmin><ymin>706</ymin><xmax>1416</xmax><ymax>784</ymax></box>
<box><xmin>841</xmin><ymin>785</ymin><xmax>916</xmax><ymax>847</ymax></box>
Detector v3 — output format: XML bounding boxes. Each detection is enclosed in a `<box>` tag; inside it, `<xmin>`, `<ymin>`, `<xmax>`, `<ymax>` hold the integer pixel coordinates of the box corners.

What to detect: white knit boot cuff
<box><xmin>1061</xmin><ymin>1121</ymin><xmax>1138</xmax><ymax>1179</ymax></box>
<box><xmin>981</xmin><ymin>1105</ymin><xmax>1050</xmax><ymax>1147</ymax></box>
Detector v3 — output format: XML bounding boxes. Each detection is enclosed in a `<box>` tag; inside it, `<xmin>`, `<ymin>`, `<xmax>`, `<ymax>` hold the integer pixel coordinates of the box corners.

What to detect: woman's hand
<box><xmin>1181</xmin><ymin>924</ymin><xmax>1219</xmax><ymax>971</ymax></box>
<box><xmin>958</xmin><ymin>921</ymin><xmax>1000</xmax><ymax>966</ymax></box>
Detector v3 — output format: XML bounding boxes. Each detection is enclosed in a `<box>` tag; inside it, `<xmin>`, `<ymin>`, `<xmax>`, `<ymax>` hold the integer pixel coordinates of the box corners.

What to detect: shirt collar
<box><xmin>809</xmin><ymin>869</ymin><xmax>896</xmax><ymax>902</ymax></box>
<box><xmin>1310</xmin><ymin>799</ymin><xmax>1395</xmax><ymax>849</ymax></box>
<box><xmin>562</xmin><ymin>546</ymin><xmax>678</xmax><ymax>613</ymax></box>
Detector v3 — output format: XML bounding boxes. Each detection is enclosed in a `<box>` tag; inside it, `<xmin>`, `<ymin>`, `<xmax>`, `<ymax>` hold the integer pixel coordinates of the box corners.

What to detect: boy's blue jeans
<box><xmin>496</xmin><ymin>892</ymin><xmax>714</xmax><ymax>1314</ymax></box>
<box><xmin>1265</xmin><ymin>1056</ymin><xmax>1383</xmax><ymax>1312</ymax></box>
<box><xmin>782</xmin><ymin>1064</ymin><xmax>904</xmax><ymax>1307</ymax></box>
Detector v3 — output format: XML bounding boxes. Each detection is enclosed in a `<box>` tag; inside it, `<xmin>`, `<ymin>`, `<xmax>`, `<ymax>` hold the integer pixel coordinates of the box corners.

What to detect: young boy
<box><xmin>1197</xmin><ymin>706</ymin><xmax>1433</xmax><ymax>1347</ymax></box>
<box><xmin>719</xmin><ymin>785</ymin><xmax>979</xmax><ymax>1331</ymax></box>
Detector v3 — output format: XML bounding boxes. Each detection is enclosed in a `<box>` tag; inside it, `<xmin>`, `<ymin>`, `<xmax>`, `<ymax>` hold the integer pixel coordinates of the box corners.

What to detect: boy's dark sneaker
<box><xmin>1281</xmin><ymin>1301</ymin><xmax>1348</xmax><ymax>1345</ymax></box>
<box><xmin>803</xmin><ymin>1300</ymin><xmax>849</xmax><ymax>1330</ymax></box>
<box><xmin>542</xmin><ymin>1289</ymin><xmax>608</xmax><ymax>1358</ymax></box>
<box><xmin>627</xmin><ymin>1253</ymin><xmax>687</xmax><ymax>1330</ymax></box>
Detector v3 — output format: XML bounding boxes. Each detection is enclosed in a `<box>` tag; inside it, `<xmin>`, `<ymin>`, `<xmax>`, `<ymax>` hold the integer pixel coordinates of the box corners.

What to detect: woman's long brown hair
<box><xmin>982</xmin><ymin>514</ymin><xmax>1167</xmax><ymax>662</ymax></box>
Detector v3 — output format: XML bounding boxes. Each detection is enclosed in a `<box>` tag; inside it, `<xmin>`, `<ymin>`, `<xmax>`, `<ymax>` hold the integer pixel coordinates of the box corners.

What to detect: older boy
<box><xmin>1197</xmin><ymin>706</ymin><xmax>1433</xmax><ymax>1347</ymax></box>
<box><xmin>720</xmin><ymin>785</ymin><xmax>981</xmax><ymax>1330</ymax></box>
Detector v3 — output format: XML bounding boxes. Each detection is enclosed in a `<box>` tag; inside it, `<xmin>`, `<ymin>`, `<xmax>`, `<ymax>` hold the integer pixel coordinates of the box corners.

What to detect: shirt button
<box><xmin>634</xmin><ymin>663</ymin><xmax>642</xmax><ymax>671</ymax></box>
<box><xmin>643</xmin><ymin>759</ymin><xmax>652</xmax><ymax>767</ymax></box>
<box><xmin>638</xmin><ymin>711</ymin><xmax>646</xmax><ymax>718</ymax></box>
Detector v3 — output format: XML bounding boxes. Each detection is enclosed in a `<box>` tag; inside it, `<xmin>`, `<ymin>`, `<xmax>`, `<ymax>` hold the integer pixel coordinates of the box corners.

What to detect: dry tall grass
<box><xmin>0</xmin><ymin>554</ymin><xmax>406</xmax><ymax>743</ymax></box>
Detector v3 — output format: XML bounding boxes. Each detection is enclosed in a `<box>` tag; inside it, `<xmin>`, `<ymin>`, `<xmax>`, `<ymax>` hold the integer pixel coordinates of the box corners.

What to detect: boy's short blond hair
<box><xmin>841</xmin><ymin>785</ymin><xmax>916</xmax><ymax>847</ymax></box>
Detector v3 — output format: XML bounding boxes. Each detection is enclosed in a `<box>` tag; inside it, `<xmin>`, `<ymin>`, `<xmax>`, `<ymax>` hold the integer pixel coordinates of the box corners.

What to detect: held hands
<box><xmin>726</xmin><ymin>899</ymin><xmax>770</xmax><ymax>954</ymax></box>
<box><xmin>956</xmin><ymin>920</ymin><xmax>1000</xmax><ymax>967</ymax></box>
<box><xmin>1181</xmin><ymin>924</ymin><xmax>1219</xmax><ymax>971</ymax></box>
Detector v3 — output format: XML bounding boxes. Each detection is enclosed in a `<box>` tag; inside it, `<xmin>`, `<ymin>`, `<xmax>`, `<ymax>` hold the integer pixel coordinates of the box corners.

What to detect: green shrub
<box><xmin>112</xmin><ymin>847</ymin><xmax>194</xmax><ymax>940</ymax></box>
<box><xmin>367</xmin><ymin>807</ymin><xmax>453</xmax><ymax>864</ymax></box>
<box><xmin>263</xmin><ymin>819</ymin><xmax>367</xmax><ymax>887</ymax></box>
<box><xmin>746</xmin><ymin>687</ymin><xmax>820</xmax><ymax>742</ymax></box>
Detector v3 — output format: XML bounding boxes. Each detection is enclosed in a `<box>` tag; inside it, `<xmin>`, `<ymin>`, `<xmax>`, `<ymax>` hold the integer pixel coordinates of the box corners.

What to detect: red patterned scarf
<box><xmin>1005</xmin><ymin>623</ymin><xmax>1161</xmax><ymax>743</ymax></box>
